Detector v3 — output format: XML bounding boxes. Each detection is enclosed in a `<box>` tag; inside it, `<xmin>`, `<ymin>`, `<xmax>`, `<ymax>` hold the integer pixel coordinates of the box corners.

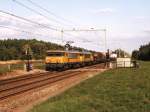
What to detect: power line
<box><xmin>0</xmin><ymin>11</ymin><xmax>85</xmax><ymax>43</ymax></box>
<box><xmin>62</xmin><ymin>28</ymin><xmax>107</xmax><ymax>50</ymax></box>
<box><xmin>26</xmin><ymin>0</ymin><xmax>75</xmax><ymax>25</ymax></box>
<box><xmin>61</xmin><ymin>31</ymin><xmax>96</xmax><ymax>44</ymax></box>
<box><xmin>0</xmin><ymin>25</ymin><xmax>63</xmax><ymax>41</ymax></box>
<box><xmin>0</xmin><ymin>11</ymin><xmax>105</xmax><ymax>47</ymax></box>
<box><xmin>0</xmin><ymin>14</ymin><xmax>36</xmax><ymax>28</ymax></box>
<box><xmin>0</xmin><ymin>13</ymin><xmax>62</xmax><ymax>35</ymax></box>
<box><xmin>0</xmin><ymin>10</ymin><xmax>59</xmax><ymax>31</ymax></box>
<box><xmin>0</xmin><ymin>11</ymin><xmax>102</xmax><ymax>46</ymax></box>
<box><xmin>12</xmin><ymin>0</ymin><xmax>67</xmax><ymax>26</ymax></box>
<box><xmin>0</xmin><ymin>25</ymin><xmax>40</xmax><ymax>35</ymax></box>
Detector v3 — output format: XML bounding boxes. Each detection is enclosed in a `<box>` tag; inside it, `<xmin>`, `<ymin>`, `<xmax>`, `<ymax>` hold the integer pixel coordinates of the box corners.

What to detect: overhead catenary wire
<box><xmin>0</xmin><ymin>9</ymin><xmax>104</xmax><ymax>48</ymax></box>
<box><xmin>26</xmin><ymin>0</ymin><xmax>75</xmax><ymax>25</ymax></box>
<box><xmin>61</xmin><ymin>28</ymin><xmax>107</xmax><ymax>49</ymax></box>
<box><xmin>0</xmin><ymin>14</ymin><xmax>39</xmax><ymax>29</ymax></box>
<box><xmin>0</xmin><ymin>25</ymin><xmax>63</xmax><ymax>41</ymax></box>
<box><xmin>1</xmin><ymin>0</ymin><xmax>96</xmax><ymax>44</ymax></box>
<box><xmin>0</xmin><ymin>24</ymin><xmax>93</xmax><ymax>45</ymax></box>
<box><xmin>0</xmin><ymin>24</ymin><xmax>105</xmax><ymax>48</ymax></box>
<box><xmin>61</xmin><ymin>30</ymin><xmax>94</xmax><ymax>43</ymax></box>
<box><xmin>0</xmin><ymin>13</ymin><xmax>62</xmax><ymax>35</ymax></box>
<box><xmin>0</xmin><ymin>10</ymin><xmax>59</xmax><ymax>31</ymax></box>
<box><xmin>12</xmin><ymin>0</ymin><xmax>67</xmax><ymax>26</ymax></box>
<box><xmin>0</xmin><ymin>24</ymin><xmax>105</xmax><ymax>51</ymax></box>
<box><xmin>0</xmin><ymin>11</ymin><xmax>89</xmax><ymax>43</ymax></box>
<box><xmin>0</xmin><ymin>24</ymin><xmax>89</xmax><ymax>44</ymax></box>
<box><xmin>0</xmin><ymin>25</ymin><xmax>42</xmax><ymax>35</ymax></box>
<box><xmin>0</xmin><ymin>25</ymin><xmax>90</xmax><ymax>45</ymax></box>
<box><xmin>0</xmin><ymin>10</ymin><xmax>86</xmax><ymax>43</ymax></box>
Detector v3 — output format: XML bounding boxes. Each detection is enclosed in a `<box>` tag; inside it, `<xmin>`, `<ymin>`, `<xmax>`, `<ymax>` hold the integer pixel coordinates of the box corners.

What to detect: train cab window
<box><xmin>84</xmin><ymin>54</ymin><xmax>91</xmax><ymax>58</ymax></box>
<box><xmin>68</xmin><ymin>53</ymin><xmax>78</xmax><ymax>58</ymax></box>
<box><xmin>46</xmin><ymin>52</ymin><xmax>65</xmax><ymax>57</ymax></box>
<box><xmin>80</xmin><ymin>54</ymin><xmax>83</xmax><ymax>56</ymax></box>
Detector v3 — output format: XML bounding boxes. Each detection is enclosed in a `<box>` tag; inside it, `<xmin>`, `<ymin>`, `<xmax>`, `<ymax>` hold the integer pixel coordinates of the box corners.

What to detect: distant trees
<box><xmin>114</xmin><ymin>49</ymin><xmax>130</xmax><ymax>58</ymax></box>
<box><xmin>0</xmin><ymin>39</ymin><xmax>64</xmax><ymax>61</ymax></box>
<box><xmin>132</xmin><ymin>50</ymin><xmax>139</xmax><ymax>60</ymax></box>
<box><xmin>132</xmin><ymin>42</ymin><xmax>150</xmax><ymax>61</ymax></box>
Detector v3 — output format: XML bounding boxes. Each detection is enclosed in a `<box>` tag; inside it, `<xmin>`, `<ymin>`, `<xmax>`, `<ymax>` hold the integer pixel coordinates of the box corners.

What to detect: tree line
<box><xmin>132</xmin><ymin>42</ymin><xmax>150</xmax><ymax>61</ymax></box>
<box><xmin>114</xmin><ymin>49</ymin><xmax>130</xmax><ymax>58</ymax></box>
<box><xmin>0</xmin><ymin>39</ymin><xmax>84</xmax><ymax>61</ymax></box>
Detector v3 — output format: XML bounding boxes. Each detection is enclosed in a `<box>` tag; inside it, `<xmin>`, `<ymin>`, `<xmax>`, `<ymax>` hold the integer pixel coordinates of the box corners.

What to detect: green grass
<box><xmin>29</xmin><ymin>61</ymin><xmax>149</xmax><ymax>112</ymax></box>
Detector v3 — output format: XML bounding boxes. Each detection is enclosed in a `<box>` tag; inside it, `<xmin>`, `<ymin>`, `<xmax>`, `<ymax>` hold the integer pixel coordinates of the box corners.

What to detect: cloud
<box><xmin>143</xmin><ymin>29</ymin><xmax>150</xmax><ymax>35</ymax></box>
<box><xmin>134</xmin><ymin>16</ymin><xmax>150</xmax><ymax>24</ymax></box>
<box><xmin>135</xmin><ymin>16</ymin><xmax>147</xmax><ymax>20</ymax></box>
<box><xmin>91</xmin><ymin>8</ymin><xmax>116</xmax><ymax>14</ymax></box>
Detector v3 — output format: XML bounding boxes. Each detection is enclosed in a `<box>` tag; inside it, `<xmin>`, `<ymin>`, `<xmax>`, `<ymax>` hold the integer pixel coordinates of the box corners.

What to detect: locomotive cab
<box><xmin>45</xmin><ymin>50</ymin><xmax>68</xmax><ymax>71</ymax></box>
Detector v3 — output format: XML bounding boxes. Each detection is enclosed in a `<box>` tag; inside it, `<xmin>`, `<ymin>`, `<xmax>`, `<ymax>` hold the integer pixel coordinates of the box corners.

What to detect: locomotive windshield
<box><xmin>46</xmin><ymin>52</ymin><xmax>65</xmax><ymax>57</ymax></box>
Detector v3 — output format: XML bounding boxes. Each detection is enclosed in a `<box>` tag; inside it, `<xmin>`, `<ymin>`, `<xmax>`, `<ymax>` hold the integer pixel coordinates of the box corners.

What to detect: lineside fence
<box><xmin>109</xmin><ymin>60</ymin><xmax>139</xmax><ymax>69</ymax></box>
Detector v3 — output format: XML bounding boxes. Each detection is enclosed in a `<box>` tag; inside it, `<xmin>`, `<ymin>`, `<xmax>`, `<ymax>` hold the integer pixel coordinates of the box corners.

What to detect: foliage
<box><xmin>29</xmin><ymin>62</ymin><xmax>150</xmax><ymax>112</ymax></box>
<box><xmin>114</xmin><ymin>49</ymin><xmax>130</xmax><ymax>58</ymax></box>
<box><xmin>0</xmin><ymin>39</ymin><xmax>65</xmax><ymax>60</ymax></box>
<box><xmin>132</xmin><ymin>50</ymin><xmax>139</xmax><ymax>59</ymax></box>
<box><xmin>132</xmin><ymin>42</ymin><xmax>150</xmax><ymax>60</ymax></box>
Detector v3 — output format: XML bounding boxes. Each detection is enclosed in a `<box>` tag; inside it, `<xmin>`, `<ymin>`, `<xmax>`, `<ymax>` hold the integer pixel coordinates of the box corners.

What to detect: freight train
<box><xmin>45</xmin><ymin>50</ymin><xmax>107</xmax><ymax>71</ymax></box>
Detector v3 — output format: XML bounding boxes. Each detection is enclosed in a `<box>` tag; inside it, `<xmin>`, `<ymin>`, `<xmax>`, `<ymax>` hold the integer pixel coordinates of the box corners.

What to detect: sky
<box><xmin>0</xmin><ymin>0</ymin><xmax>150</xmax><ymax>53</ymax></box>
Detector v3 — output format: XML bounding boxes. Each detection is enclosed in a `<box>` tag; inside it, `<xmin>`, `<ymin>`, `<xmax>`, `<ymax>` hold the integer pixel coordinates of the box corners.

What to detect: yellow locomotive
<box><xmin>45</xmin><ymin>50</ymin><xmax>94</xmax><ymax>71</ymax></box>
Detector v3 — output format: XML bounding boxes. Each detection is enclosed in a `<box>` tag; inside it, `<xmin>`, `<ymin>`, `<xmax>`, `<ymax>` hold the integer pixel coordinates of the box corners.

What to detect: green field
<box><xmin>29</xmin><ymin>61</ymin><xmax>150</xmax><ymax>112</ymax></box>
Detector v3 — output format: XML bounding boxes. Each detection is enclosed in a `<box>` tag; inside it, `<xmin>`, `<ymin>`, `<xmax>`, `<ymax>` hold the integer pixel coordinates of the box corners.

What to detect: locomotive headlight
<box><xmin>60</xmin><ymin>58</ymin><xmax>63</xmax><ymax>63</ymax></box>
<box><xmin>58</xmin><ymin>58</ymin><xmax>63</xmax><ymax>63</ymax></box>
<box><xmin>57</xmin><ymin>58</ymin><xmax>61</xmax><ymax>63</ymax></box>
<box><xmin>46</xmin><ymin>58</ymin><xmax>50</xmax><ymax>62</ymax></box>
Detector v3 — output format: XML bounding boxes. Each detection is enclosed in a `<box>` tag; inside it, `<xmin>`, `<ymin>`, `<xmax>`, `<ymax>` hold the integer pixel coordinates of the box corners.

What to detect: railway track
<box><xmin>0</xmin><ymin>70</ymin><xmax>84</xmax><ymax>100</ymax></box>
<box><xmin>0</xmin><ymin>63</ymin><xmax>104</xmax><ymax>100</ymax></box>
<box><xmin>0</xmin><ymin>72</ymin><xmax>55</xmax><ymax>85</ymax></box>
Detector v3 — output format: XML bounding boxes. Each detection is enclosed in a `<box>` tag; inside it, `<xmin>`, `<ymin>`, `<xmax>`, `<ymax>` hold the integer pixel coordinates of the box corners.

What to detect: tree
<box><xmin>132</xmin><ymin>50</ymin><xmax>139</xmax><ymax>60</ymax></box>
<box><xmin>132</xmin><ymin>42</ymin><xmax>150</xmax><ymax>61</ymax></box>
<box><xmin>21</xmin><ymin>44</ymin><xmax>33</xmax><ymax>60</ymax></box>
<box><xmin>115</xmin><ymin>49</ymin><xmax>130</xmax><ymax>58</ymax></box>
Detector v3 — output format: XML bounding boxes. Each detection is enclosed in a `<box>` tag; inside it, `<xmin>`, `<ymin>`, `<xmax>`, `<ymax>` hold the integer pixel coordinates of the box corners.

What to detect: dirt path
<box><xmin>0</xmin><ymin>69</ymin><xmax>47</xmax><ymax>80</ymax></box>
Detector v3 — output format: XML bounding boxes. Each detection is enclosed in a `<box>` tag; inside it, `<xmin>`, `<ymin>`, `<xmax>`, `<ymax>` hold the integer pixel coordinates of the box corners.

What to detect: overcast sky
<box><xmin>0</xmin><ymin>0</ymin><xmax>150</xmax><ymax>53</ymax></box>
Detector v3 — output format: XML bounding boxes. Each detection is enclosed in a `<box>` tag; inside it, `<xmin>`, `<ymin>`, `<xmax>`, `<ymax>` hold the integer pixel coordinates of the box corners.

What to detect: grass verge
<box><xmin>30</xmin><ymin>61</ymin><xmax>150</xmax><ymax>112</ymax></box>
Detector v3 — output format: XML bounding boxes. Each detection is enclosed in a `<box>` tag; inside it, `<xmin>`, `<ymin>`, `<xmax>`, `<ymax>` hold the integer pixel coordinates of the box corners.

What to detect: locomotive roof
<box><xmin>46</xmin><ymin>50</ymin><xmax>92</xmax><ymax>54</ymax></box>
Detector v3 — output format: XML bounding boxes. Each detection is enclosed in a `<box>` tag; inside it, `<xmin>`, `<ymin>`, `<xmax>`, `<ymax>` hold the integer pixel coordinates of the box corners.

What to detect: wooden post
<box><xmin>8</xmin><ymin>64</ymin><xmax>11</xmax><ymax>71</ymax></box>
<box><xmin>24</xmin><ymin>63</ymin><xmax>26</xmax><ymax>71</ymax></box>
